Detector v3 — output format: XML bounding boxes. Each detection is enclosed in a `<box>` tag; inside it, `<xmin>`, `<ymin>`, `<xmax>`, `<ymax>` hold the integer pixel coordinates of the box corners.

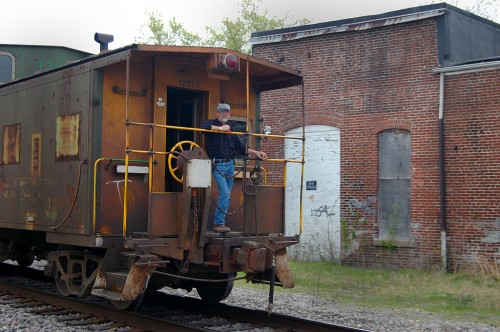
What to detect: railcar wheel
<box><xmin>55</xmin><ymin>269</ymin><xmax>71</xmax><ymax>297</ymax></box>
<box><xmin>195</xmin><ymin>273</ymin><xmax>234</xmax><ymax>303</ymax></box>
<box><xmin>168</xmin><ymin>140</ymin><xmax>199</xmax><ymax>183</ymax></box>
<box><xmin>52</xmin><ymin>249</ymin><xmax>101</xmax><ymax>298</ymax></box>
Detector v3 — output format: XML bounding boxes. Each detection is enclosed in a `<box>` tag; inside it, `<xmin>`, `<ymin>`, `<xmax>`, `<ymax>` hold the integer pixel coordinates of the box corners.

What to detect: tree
<box><xmin>136</xmin><ymin>12</ymin><xmax>205</xmax><ymax>46</ymax></box>
<box><xmin>461</xmin><ymin>0</ymin><xmax>499</xmax><ymax>22</ymax></box>
<box><xmin>205</xmin><ymin>0</ymin><xmax>310</xmax><ymax>53</ymax></box>
<box><xmin>137</xmin><ymin>0</ymin><xmax>498</xmax><ymax>52</ymax></box>
<box><xmin>136</xmin><ymin>0</ymin><xmax>310</xmax><ymax>53</ymax></box>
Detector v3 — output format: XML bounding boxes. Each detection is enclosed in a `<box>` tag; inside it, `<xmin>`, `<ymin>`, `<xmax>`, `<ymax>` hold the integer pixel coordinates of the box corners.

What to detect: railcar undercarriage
<box><xmin>38</xmin><ymin>232</ymin><xmax>297</xmax><ymax>309</ymax></box>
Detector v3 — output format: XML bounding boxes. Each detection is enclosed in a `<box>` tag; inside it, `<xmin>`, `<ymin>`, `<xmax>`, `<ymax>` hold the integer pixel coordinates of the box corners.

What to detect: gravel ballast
<box><xmin>1</xmin><ymin>260</ymin><xmax>498</xmax><ymax>331</ymax></box>
<box><xmin>0</xmin><ymin>286</ymin><xmax>498</xmax><ymax>331</ymax></box>
<box><xmin>224</xmin><ymin>287</ymin><xmax>499</xmax><ymax>332</ymax></box>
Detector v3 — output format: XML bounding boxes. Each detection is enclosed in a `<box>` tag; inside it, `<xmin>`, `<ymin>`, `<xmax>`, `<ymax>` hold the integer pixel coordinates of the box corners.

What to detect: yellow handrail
<box><xmin>123</xmin><ymin>54</ymin><xmax>131</xmax><ymax>238</ymax></box>
<box><xmin>300</xmin><ymin>83</ymin><xmax>306</xmax><ymax>235</ymax></box>
<box><xmin>123</xmin><ymin>123</ymin><xmax>306</xmax><ymax>234</ymax></box>
<box><xmin>264</xmin><ymin>158</ymin><xmax>302</xmax><ymax>163</ymax></box>
<box><xmin>127</xmin><ymin>121</ymin><xmax>305</xmax><ymax>141</ymax></box>
<box><xmin>122</xmin><ymin>63</ymin><xmax>305</xmax><ymax>237</ymax></box>
<box><xmin>121</xmin><ymin>124</ymin><xmax>305</xmax><ymax>237</ymax></box>
<box><xmin>93</xmin><ymin>157</ymin><xmax>107</xmax><ymax>233</ymax></box>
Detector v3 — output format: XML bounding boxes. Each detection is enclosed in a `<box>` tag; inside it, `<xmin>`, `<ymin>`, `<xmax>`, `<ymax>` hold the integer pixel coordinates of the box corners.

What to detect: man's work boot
<box><xmin>213</xmin><ymin>225</ymin><xmax>230</xmax><ymax>233</ymax></box>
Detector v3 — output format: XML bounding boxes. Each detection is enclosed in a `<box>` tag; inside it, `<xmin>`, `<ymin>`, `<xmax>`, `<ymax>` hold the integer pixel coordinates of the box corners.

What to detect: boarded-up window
<box><xmin>56</xmin><ymin>113</ymin><xmax>80</xmax><ymax>161</ymax></box>
<box><xmin>2</xmin><ymin>123</ymin><xmax>21</xmax><ymax>165</ymax></box>
<box><xmin>378</xmin><ymin>129</ymin><xmax>411</xmax><ymax>240</ymax></box>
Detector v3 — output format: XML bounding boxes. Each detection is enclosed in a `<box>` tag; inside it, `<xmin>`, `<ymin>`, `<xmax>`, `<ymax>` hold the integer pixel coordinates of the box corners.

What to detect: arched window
<box><xmin>0</xmin><ymin>51</ymin><xmax>15</xmax><ymax>84</ymax></box>
<box><xmin>378</xmin><ymin>129</ymin><xmax>411</xmax><ymax>241</ymax></box>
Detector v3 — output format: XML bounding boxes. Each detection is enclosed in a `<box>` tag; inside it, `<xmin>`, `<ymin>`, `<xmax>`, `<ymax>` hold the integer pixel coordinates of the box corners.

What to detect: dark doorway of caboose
<box><xmin>165</xmin><ymin>88</ymin><xmax>206</xmax><ymax>192</ymax></box>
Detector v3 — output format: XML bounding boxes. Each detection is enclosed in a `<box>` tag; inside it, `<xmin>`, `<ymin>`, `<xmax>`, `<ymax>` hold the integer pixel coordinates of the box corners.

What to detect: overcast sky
<box><xmin>1</xmin><ymin>0</ymin><xmax>493</xmax><ymax>54</ymax></box>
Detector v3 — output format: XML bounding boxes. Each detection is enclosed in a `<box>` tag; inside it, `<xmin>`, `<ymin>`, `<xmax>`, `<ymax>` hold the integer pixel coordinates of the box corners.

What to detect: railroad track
<box><xmin>0</xmin><ymin>263</ymin><xmax>371</xmax><ymax>331</ymax></box>
<box><xmin>0</xmin><ymin>281</ymin><xmax>202</xmax><ymax>331</ymax></box>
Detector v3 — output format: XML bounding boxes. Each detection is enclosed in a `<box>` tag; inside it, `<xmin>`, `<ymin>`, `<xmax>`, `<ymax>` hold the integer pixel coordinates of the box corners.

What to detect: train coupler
<box><xmin>236</xmin><ymin>241</ymin><xmax>267</xmax><ymax>273</ymax></box>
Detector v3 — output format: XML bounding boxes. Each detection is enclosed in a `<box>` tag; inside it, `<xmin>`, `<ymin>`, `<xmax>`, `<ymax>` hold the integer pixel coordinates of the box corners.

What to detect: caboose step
<box><xmin>92</xmin><ymin>263</ymin><xmax>153</xmax><ymax>304</ymax></box>
<box><xmin>93</xmin><ymin>270</ymin><xmax>128</xmax><ymax>295</ymax></box>
<box><xmin>91</xmin><ymin>269</ymin><xmax>129</xmax><ymax>301</ymax></box>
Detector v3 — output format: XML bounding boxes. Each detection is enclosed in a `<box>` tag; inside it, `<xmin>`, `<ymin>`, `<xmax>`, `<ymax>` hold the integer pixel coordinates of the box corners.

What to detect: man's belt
<box><xmin>213</xmin><ymin>158</ymin><xmax>232</xmax><ymax>163</ymax></box>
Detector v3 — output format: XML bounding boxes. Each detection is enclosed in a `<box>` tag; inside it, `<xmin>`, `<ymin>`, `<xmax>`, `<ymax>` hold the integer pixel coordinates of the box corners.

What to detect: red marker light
<box><xmin>222</xmin><ymin>54</ymin><xmax>239</xmax><ymax>71</ymax></box>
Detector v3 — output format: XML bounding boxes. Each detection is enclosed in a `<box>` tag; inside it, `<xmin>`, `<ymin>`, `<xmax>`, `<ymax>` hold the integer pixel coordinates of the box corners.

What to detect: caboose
<box><xmin>0</xmin><ymin>38</ymin><xmax>305</xmax><ymax>309</ymax></box>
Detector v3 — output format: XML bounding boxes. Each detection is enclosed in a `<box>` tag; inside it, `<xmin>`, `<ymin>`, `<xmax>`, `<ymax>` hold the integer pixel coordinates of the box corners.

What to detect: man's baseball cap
<box><xmin>217</xmin><ymin>103</ymin><xmax>230</xmax><ymax>112</ymax></box>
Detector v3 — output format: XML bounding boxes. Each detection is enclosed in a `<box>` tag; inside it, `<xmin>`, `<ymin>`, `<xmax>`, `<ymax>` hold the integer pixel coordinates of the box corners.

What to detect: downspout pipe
<box><xmin>438</xmin><ymin>73</ymin><xmax>447</xmax><ymax>272</ymax></box>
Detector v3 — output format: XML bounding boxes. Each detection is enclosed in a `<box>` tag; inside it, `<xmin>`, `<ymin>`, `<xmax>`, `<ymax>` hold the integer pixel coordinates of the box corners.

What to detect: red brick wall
<box><xmin>253</xmin><ymin>19</ymin><xmax>448</xmax><ymax>269</ymax></box>
<box><xmin>442</xmin><ymin>69</ymin><xmax>500</xmax><ymax>271</ymax></box>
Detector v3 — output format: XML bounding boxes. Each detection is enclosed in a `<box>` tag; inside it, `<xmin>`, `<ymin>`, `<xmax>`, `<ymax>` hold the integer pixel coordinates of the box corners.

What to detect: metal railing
<box><xmin>115</xmin><ymin>53</ymin><xmax>306</xmax><ymax>237</ymax></box>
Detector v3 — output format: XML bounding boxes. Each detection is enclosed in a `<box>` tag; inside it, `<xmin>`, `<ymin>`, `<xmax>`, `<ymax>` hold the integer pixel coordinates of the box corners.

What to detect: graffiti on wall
<box><xmin>348</xmin><ymin>196</ymin><xmax>377</xmax><ymax>216</ymax></box>
<box><xmin>311</xmin><ymin>205</ymin><xmax>336</xmax><ymax>218</ymax></box>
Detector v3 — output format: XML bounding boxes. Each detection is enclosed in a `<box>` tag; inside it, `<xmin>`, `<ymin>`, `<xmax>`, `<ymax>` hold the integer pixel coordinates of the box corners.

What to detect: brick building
<box><xmin>250</xmin><ymin>3</ymin><xmax>499</xmax><ymax>271</ymax></box>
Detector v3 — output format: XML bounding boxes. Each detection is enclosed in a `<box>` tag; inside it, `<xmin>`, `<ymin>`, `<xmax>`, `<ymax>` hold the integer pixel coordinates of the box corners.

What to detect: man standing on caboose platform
<box><xmin>201</xmin><ymin>103</ymin><xmax>267</xmax><ymax>233</ymax></box>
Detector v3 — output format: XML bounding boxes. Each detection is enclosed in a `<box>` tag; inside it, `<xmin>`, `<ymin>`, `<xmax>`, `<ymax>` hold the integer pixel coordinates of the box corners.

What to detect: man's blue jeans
<box><xmin>212</xmin><ymin>160</ymin><xmax>234</xmax><ymax>225</ymax></box>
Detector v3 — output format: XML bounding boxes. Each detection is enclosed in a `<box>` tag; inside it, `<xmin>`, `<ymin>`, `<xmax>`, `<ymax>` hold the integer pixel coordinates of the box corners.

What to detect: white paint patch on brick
<box><xmin>284</xmin><ymin>125</ymin><xmax>340</xmax><ymax>262</ymax></box>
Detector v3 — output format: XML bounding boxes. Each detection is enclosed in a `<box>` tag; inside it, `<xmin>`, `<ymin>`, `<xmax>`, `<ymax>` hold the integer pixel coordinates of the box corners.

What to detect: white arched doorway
<box><xmin>284</xmin><ymin>125</ymin><xmax>340</xmax><ymax>262</ymax></box>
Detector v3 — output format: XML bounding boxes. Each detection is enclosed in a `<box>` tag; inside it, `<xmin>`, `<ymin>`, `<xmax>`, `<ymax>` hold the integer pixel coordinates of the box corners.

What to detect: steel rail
<box><xmin>0</xmin><ymin>264</ymin><xmax>372</xmax><ymax>332</ymax></box>
<box><xmin>0</xmin><ymin>281</ymin><xmax>211</xmax><ymax>332</ymax></box>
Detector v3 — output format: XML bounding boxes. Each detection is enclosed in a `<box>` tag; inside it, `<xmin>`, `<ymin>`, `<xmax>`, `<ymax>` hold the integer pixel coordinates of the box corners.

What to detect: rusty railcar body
<box><xmin>0</xmin><ymin>43</ymin><xmax>305</xmax><ymax>308</ymax></box>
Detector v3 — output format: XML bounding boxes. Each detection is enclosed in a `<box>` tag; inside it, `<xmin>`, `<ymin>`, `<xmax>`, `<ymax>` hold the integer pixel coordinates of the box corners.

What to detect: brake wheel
<box><xmin>167</xmin><ymin>140</ymin><xmax>199</xmax><ymax>183</ymax></box>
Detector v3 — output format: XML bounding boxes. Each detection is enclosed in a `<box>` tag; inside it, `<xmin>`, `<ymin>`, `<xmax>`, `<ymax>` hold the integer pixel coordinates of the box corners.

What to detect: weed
<box><xmin>454</xmin><ymin>294</ymin><xmax>474</xmax><ymax>307</ymax></box>
<box><xmin>380</xmin><ymin>240</ymin><xmax>397</xmax><ymax>252</ymax></box>
<box><xmin>473</xmin><ymin>256</ymin><xmax>500</xmax><ymax>280</ymax></box>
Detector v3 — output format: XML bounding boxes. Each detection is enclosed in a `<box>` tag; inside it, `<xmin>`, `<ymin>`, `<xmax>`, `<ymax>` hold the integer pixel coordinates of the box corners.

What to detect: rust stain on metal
<box><xmin>122</xmin><ymin>264</ymin><xmax>149</xmax><ymax>301</ymax></box>
<box><xmin>93</xmin><ymin>271</ymin><xmax>107</xmax><ymax>289</ymax></box>
<box><xmin>247</xmin><ymin>248</ymin><xmax>266</xmax><ymax>271</ymax></box>
<box><xmin>60</xmin><ymin>68</ymin><xmax>73</xmax><ymax>114</ymax></box>
<box><xmin>56</xmin><ymin>113</ymin><xmax>80</xmax><ymax>161</ymax></box>
<box><xmin>99</xmin><ymin>225</ymin><xmax>112</xmax><ymax>234</ymax></box>
<box><xmin>2</xmin><ymin>123</ymin><xmax>21</xmax><ymax>165</ymax></box>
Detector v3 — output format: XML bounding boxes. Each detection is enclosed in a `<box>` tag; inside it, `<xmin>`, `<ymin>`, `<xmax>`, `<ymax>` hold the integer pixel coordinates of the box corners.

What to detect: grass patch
<box><xmin>235</xmin><ymin>261</ymin><xmax>500</xmax><ymax>326</ymax></box>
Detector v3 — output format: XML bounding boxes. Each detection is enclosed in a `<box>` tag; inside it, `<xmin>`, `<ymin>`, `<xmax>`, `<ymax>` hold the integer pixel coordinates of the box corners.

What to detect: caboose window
<box><xmin>0</xmin><ymin>52</ymin><xmax>15</xmax><ymax>84</ymax></box>
<box><xmin>2</xmin><ymin>123</ymin><xmax>21</xmax><ymax>165</ymax></box>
